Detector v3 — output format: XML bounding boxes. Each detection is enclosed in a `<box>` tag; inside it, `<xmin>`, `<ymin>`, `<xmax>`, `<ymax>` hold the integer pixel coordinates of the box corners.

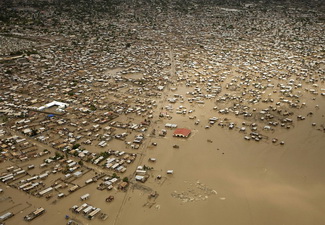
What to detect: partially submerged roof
<box><xmin>173</xmin><ymin>128</ymin><xmax>191</xmax><ymax>137</ymax></box>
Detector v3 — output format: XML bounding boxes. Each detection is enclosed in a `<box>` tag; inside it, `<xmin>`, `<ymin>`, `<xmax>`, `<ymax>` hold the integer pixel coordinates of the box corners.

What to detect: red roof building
<box><xmin>173</xmin><ymin>128</ymin><xmax>191</xmax><ymax>138</ymax></box>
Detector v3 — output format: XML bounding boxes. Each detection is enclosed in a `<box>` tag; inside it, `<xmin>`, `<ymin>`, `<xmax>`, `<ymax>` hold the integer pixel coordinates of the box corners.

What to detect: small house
<box><xmin>173</xmin><ymin>128</ymin><xmax>191</xmax><ymax>138</ymax></box>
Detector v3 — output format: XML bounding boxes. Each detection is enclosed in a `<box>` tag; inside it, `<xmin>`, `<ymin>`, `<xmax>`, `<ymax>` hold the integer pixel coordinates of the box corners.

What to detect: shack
<box><xmin>80</xmin><ymin>193</ymin><xmax>90</xmax><ymax>201</ymax></box>
<box><xmin>24</xmin><ymin>208</ymin><xmax>45</xmax><ymax>221</ymax></box>
<box><xmin>173</xmin><ymin>128</ymin><xmax>191</xmax><ymax>138</ymax></box>
<box><xmin>88</xmin><ymin>208</ymin><xmax>101</xmax><ymax>220</ymax></box>
<box><xmin>39</xmin><ymin>187</ymin><xmax>53</xmax><ymax>196</ymax></box>
<box><xmin>0</xmin><ymin>212</ymin><xmax>14</xmax><ymax>222</ymax></box>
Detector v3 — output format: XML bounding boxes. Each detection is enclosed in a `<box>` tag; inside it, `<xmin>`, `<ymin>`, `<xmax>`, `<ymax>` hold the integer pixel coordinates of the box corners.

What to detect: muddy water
<box><xmin>117</xmin><ymin>117</ymin><xmax>325</xmax><ymax>225</ymax></box>
<box><xmin>1</xmin><ymin>88</ymin><xmax>324</xmax><ymax>225</ymax></box>
<box><xmin>1</xmin><ymin>101</ymin><xmax>324</xmax><ymax>225</ymax></box>
<box><xmin>115</xmin><ymin>81</ymin><xmax>325</xmax><ymax>225</ymax></box>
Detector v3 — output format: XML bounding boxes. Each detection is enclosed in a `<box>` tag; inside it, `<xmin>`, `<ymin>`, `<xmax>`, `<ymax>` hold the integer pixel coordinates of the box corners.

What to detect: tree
<box><xmin>55</xmin><ymin>152</ymin><xmax>64</xmax><ymax>159</ymax></box>
<box><xmin>227</xmin><ymin>25</ymin><xmax>234</xmax><ymax>29</ymax></box>
<box><xmin>89</xmin><ymin>104</ymin><xmax>97</xmax><ymax>111</ymax></box>
<box><xmin>100</xmin><ymin>151</ymin><xmax>109</xmax><ymax>158</ymax></box>
<box><xmin>122</xmin><ymin>177</ymin><xmax>129</xmax><ymax>183</ymax></box>
<box><xmin>30</xmin><ymin>128</ymin><xmax>38</xmax><ymax>136</ymax></box>
<box><xmin>72</xmin><ymin>143</ymin><xmax>80</xmax><ymax>149</ymax></box>
<box><xmin>1</xmin><ymin>116</ymin><xmax>8</xmax><ymax>122</ymax></box>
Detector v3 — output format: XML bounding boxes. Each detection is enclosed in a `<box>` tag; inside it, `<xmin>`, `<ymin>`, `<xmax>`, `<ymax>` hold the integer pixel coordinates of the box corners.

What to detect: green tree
<box><xmin>30</xmin><ymin>128</ymin><xmax>38</xmax><ymax>136</ymax></box>
<box><xmin>55</xmin><ymin>152</ymin><xmax>64</xmax><ymax>159</ymax></box>
<box><xmin>89</xmin><ymin>104</ymin><xmax>97</xmax><ymax>111</ymax></box>
<box><xmin>72</xmin><ymin>143</ymin><xmax>80</xmax><ymax>149</ymax></box>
